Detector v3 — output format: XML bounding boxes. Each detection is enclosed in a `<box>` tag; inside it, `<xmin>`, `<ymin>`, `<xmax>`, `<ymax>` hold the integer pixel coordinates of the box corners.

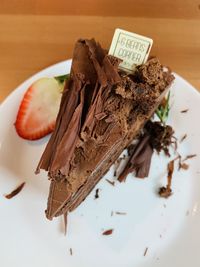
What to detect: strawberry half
<box><xmin>15</xmin><ymin>77</ymin><xmax>64</xmax><ymax>140</ymax></box>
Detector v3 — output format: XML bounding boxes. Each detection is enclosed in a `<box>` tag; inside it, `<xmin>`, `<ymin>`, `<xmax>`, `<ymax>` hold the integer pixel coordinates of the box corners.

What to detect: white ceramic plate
<box><xmin>0</xmin><ymin>60</ymin><xmax>200</xmax><ymax>267</ymax></box>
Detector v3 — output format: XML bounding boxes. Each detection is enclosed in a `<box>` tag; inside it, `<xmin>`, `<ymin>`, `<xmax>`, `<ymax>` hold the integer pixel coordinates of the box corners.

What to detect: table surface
<box><xmin>0</xmin><ymin>0</ymin><xmax>200</xmax><ymax>102</ymax></box>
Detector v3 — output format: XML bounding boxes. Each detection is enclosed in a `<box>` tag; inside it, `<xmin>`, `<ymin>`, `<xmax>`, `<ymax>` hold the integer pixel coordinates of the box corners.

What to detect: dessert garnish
<box><xmin>15</xmin><ymin>76</ymin><xmax>68</xmax><ymax>140</ymax></box>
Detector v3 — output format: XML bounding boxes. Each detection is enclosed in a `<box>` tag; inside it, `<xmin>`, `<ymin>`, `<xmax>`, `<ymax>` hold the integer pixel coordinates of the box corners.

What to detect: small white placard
<box><xmin>109</xmin><ymin>28</ymin><xmax>153</xmax><ymax>72</ymax></box>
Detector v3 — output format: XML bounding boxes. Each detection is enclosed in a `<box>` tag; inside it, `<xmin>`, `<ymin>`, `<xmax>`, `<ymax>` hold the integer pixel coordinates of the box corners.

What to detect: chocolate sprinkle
<box><xmin>102</xmin><ymin>229</ymin><xmax>113</xmax><ymax>235</ymax></box>
<box><xmin>4</xmin><ymin>182</ymin><xmax>26</xmax><ymax>199</ymax></box>
<box><xmin>69</xmin><ymin>248</ymin><xmax>73</xmax><ymax>255</ymax></box>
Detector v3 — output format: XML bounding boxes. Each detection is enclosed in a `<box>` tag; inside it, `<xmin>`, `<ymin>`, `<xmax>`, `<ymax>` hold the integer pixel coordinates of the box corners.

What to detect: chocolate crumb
<box><xmin>105</xmin><ymin>179</ymin><xmax>115</xmax><ymax>186</ymax></box>
<box><xmin>144</xmin><ymin>247</ymin><xmax>148</xmax><ymax>256</ymax></box>
<box><xmin>159</xmin><ymin>187</ymin><xmax>172</xmax><ymax>198</ymax></box>
<box><xmin>179</xmin><ymin>162</ymin><xmax>189</xmax><ymax>170</ymax></box>
<box><xmin>4</xmin><ymin>182</ymin><xmax>26</xmax><ymax>199</ymax></box>
<box><xmin>95</xmin><ymin>189</ymin><xmax>100</xmax><ymax>199</ymax></box>
<box><xmin>145</xmin><ymin>121</ymin><xmax>174</xmax><ymax>156</ymax></box>
<box><xmin>115</xmin><ymin>211</ymin><xmax>127</xmax><ymax>215</ymax></box>
<box><xmin>102</xmin><ymin>229</ymin><xmax>113</xmax><ymax>235</ymax></box>
<box><xmin>69</xmin><ymin>248</ymin><xmax>73</xmax><ymax>255</ymax></box>
<box><xmin>180</xmin><ymin>134</ymin><xmax>187</xmax><ymax>143</ymax></box>
<box><xmin>159</xmin><ymin>160</ymin><xmax>174</xmax><ymax>198</ymax></box>
<box><xmin>181</xmin><ymin>109</ymin><xmax>189</xmax><ymax>113</ymax></box>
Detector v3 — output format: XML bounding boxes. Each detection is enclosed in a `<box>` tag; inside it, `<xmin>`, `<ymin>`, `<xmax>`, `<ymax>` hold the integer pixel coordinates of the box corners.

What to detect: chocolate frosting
<box><xmin>36</xmin><ymin>38</ymin><xmax>174</xmax><ymax>220</ymax></box>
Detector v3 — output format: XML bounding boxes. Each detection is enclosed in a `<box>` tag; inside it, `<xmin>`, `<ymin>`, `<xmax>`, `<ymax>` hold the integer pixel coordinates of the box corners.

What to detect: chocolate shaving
<box><xmin>181</xmin><ymin>109</ymin><xmax>189</xmax><ymax>113</ymax></box>
<box><xmin>115</xmin><ymin>211</ymin><xmax>126</xmax><ymax>215</ymax></box>
<box><xmin>4</xmin><ymin>182</ymin><xmax>26</xmax><ymax>199</ymax></box>
<box><xmin>144</xmin><ymin>247</ymin><xmax>148</xmax><ymax>256</ymax></box>
<box><xmin>183</xmin><ymin>154</ymin><xmax>197</xmax><ymax>161</ymax></box>
<box><xmin>95</xmin><ymin>188</ymin><xmax>100</xmax><ymax>199</ymax></box>
<box><xmin>105</xmin><ymin>179</ymin><xmax>115</xmax><ymax>186</ymax></box>
<box><xmin>69</xmin><ymin>248</ymin><xmax>73</xmax><ymax>255</ymax></box>
<box><xmin>180</xmin><ymin>134</ymin><xmax>187</xmax><ymax>143</ymax></box>
<box><xmin>159</xmin><ymin>160</ymin><xmax>174</xmax><ymax>198</ymax></box>
<box><xmin>118</xmin><ymin>135</ymin><xmax>153</xmax><ymax>182</ymax></box>
<box><xmin>63</xmin><ymin>212</ymin><xmax>68</xmax><ymax>235</ymax></box>
<box><xmin>102</xmin><ymin>229</ymin><xmax>113</xmax><ymax>235</ymax></box>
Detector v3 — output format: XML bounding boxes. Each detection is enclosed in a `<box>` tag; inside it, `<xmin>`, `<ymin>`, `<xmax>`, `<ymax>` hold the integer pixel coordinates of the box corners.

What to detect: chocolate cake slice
<box><xmin>36</xmin><ymin>39</ymin><xmax>174</xmax><ymax>220</ymax></box>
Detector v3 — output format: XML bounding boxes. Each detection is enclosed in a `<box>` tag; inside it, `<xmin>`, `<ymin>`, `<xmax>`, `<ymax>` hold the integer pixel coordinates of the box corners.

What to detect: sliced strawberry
<box><xmin>15</xmin><ymin>77</ymin><xmax>64</xmax><ymax>140</ymax></box>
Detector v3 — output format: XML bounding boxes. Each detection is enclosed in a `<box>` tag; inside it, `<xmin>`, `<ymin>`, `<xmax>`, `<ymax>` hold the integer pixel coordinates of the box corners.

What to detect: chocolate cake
<box><xmin>36</xmin><ymin>39</ymin><xmax>174</xmax><ymax>220</ymax></box>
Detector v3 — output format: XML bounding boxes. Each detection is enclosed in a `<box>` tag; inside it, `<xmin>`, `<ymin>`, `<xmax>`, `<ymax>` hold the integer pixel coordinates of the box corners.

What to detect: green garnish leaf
<box><xmin>55</xmin><ymin>74</ymin><xmax>70</xmax><ymax>84</ymax></box>
<box><xmin>156</xmin><ymin>91</ymin><xmax>170</xmax><ymax>124</ymax></box>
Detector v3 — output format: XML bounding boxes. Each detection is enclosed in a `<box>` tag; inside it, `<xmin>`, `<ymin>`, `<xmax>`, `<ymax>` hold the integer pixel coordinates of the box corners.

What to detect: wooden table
<box><xmin>0</xmin><ymin>0</ymin><xmax>200</xmax><ymax>102</ymax></box>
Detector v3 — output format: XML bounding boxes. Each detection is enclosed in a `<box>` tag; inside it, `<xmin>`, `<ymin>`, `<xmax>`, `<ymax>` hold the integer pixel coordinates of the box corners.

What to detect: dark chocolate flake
<box><xmin>4</xmin><ymin>182</ymin><xmax>26</xmax><ymax>199</ymax></box>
